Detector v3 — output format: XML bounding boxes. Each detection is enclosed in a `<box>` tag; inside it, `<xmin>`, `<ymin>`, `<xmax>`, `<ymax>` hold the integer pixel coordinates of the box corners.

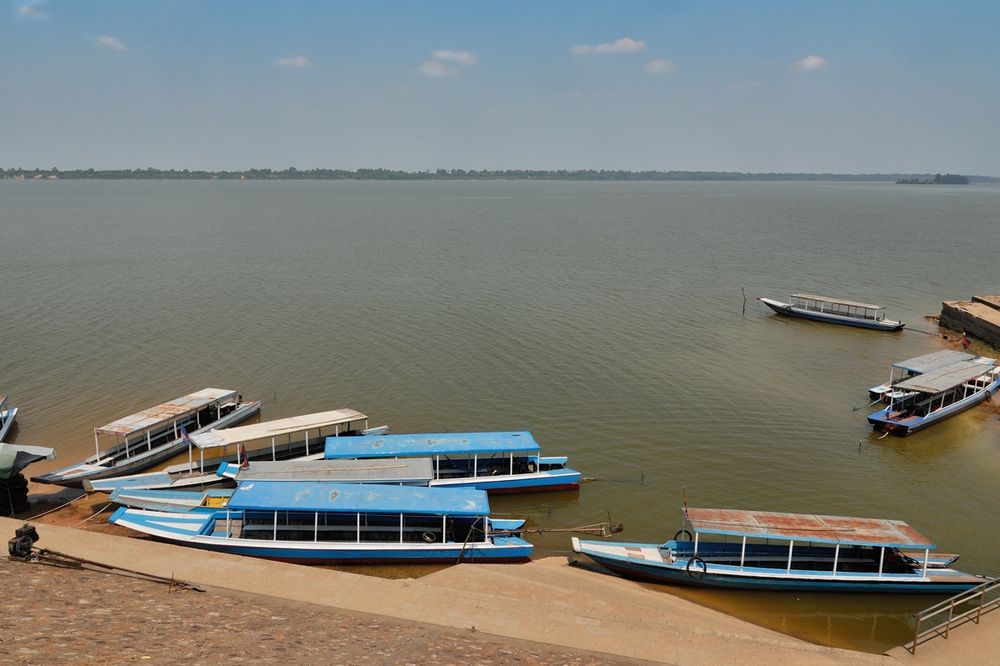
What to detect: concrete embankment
<box><xmin>939</xmin><ymin>295</ymin><xmax>1000</xmax><ymax>348</ymax></box>
<box><xmin>1</xmin><ymin>516</ymin><xmax>890</xmax><ymax>665</ymax></box>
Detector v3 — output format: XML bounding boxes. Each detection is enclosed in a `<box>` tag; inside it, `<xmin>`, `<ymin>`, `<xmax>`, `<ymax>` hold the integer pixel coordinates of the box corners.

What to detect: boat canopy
<box><xmin>227</xmin><ymin>480</ymin><xmax>490</xmax><ymax>516</ymax></box>
<box><xmin>323</xmin><ymin>431</ymin><xmax>540</xmax><ymax>459</ymax></box>
<box><xmin>217</xmin><ymin>457</ymin><xmax>434</xmax><ymax>483</ymax></box>
<box><xmin>94</xmin><ymin>389</ymin><xmax>240</xmax><ymax>438</ymax></box>
<box><xmin>0</xmin><ymin>442</ymin><xmax>56</xmax><ymax>478</ymax></box>
<box><xmin>189</xmin><ymin>409</ymin><xmax>367</xmax><ymax>450</ymax></box>
<box><xmin>790</xmin><ymin>294</ymin><xmax>885</xmax><ymax>311</ymax></box>
<box><xmin>893</xmin><ymin>360</ymin><xmax>996</xmax><ymax>394</ymax></box>
<box><xmin>683</xmin><ymin>507</ymin><xmax>936</xmax><ymax>549</ymax></box>
<box><xmin>891</xmin><ymin>350</ymin><xmax>979</xmax><ymax>374</ymax></box>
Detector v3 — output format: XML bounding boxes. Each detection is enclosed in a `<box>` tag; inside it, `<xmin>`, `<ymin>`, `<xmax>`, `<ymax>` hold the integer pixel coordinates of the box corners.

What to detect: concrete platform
<box><xmin>1</xmin><ymin>516</ymin><xmax>887</xmax><ymax>665</ymax></box>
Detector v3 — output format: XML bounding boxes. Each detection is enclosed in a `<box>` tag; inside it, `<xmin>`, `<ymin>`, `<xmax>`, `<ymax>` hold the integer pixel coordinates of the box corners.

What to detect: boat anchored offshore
<box><xmin>866</xmin><ymin>350</ymin><xmax>993</xmax><ymax>401</ymax></box>
<box><xmin>867</xmin><ymin>359</ymin><xmax>1000</xmax><ymax>435</ymax></box>
<box><xmin>85</xmin><ymin>409</ymin><xmax>385</xmax><ymax>493</ymax></box>
<box><xmin>572</xmin><ymin>507</ymin><xmax>987</xmax><ymax>593</ymax></box>
<box><xmin>322</xmin><ymin>431</ymin><xmax>582</xmax><ymax>494</ymax></box>
<box><xmin>758</xmin><ymin>294</ymin><xmax>904</xmax><ymax>331</ymax></box>
<box><xmin>109</xmin><ymin>481</ymin><xmax>533</xmax><ymax>564</ymax></box>
<box><xmin>33</xmin><ymin>389</ymin><xmax>261</xmax><ymax>488</ymax></box>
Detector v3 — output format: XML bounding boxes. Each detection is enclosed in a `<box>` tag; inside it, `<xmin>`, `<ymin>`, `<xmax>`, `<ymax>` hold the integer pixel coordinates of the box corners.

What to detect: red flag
<box><xmin>239</xmin><ymin>444</ymin><xmax>249</xmax><ymax>469</ymax></box>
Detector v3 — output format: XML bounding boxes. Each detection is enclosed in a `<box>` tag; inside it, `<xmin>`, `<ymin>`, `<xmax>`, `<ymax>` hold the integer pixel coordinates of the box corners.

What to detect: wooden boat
<box><xmin>758</xmin><ymin>294</ymin><xmax>904</xmax><ymax>331</ymax></box>
<box><xmin>867</xmin><ymin>360</ymin><xmax>1000</xmax><ymax>435</ymax></box>
<box><xmin>108</xmin><ymin>481</ymin><xmax>533</xmax><ymax>564</ymax></box>
<box><xmin>108</xmin><ymin>458</ymin><xmax>435</xmax><ymax>512</ymax></box>
<box><xmin>32</xmin><ymin>389</ymin><xmax>261</xmax><ymax>488</ymax></box>
<box><xmin>85</xmin><ymin>409</ymin><xmax>386</xmax><ymax>493</ymax></box>
<box><xmin>866</xmin><ymin>350</ymin><xmax>991</xmax><ymax>401</ymax></box>
<box><xmin>572</xmin><ymin>507</ymin><xmax>986</xmax><ymax>593</ymax></box>
<box><xmin>0</xmin><ymin>395</ymin><xmax>18</xmax><ymax>442</ymax></box>
<box><xmin>322</xmin><ymin>431</ymin><xmax>581</xmax><ymax>494</ymax></box>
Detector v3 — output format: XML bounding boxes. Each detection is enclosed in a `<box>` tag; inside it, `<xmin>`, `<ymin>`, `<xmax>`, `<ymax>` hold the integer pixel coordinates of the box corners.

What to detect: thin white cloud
<box><xmin>728</xmin><ymin>80</ymin><xmax>762</xmax><ymax>92</ymax></box>
<box><xmin>419</xmin><ymin>60</ymin><xmax>460</xmax><ymax>78</ymax></box>
<box><xmin>571</xmin><ymin>38</ymin><xmax>646</xmax><ymax>55</ymax></box>
<box><xmin>432</xmin><ymin>50</ymin><xmax>478</xmax><ymax>66</ymax></box>
<box><xmin>793</xmin><ymin>54</ymin><xmax>828</xmax><ymax>71</ymax></box>
<box><xmin>274</xmin><ymin>55</ymin><xmax>314</xmax><ymax>68</ymax></box>
<box><xmin>96</xmin><ymin>35</ymin><xmax>127</xmax><ymax>52</ymax></box>
<box><xmin>15</xmin><ymin>1</ymin><xmax>48</xmax><ymax>21</ymax></box>
<box><xmin>643</xmin><ymin>59</ymin><xmax>677</xmax><ymax>75</ymax></box>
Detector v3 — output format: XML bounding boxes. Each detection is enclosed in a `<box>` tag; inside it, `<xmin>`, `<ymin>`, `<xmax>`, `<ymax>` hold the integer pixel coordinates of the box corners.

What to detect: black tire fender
<box><xmin>672</xmin><ymin>529</ymin><xmax>693</xmax><ymax>542</ymax></box>
<box><xmin>686</xmin><ymin>556</ymin><xmax>707</xmax><ymax>578</ymax></box>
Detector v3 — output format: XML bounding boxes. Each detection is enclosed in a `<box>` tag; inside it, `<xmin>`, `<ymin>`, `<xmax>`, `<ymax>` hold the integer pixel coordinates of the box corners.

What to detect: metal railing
<box><xmin>904</xmin><ymin>577</ymin><xmax>1000</xmax><ymax>654</ymax></box>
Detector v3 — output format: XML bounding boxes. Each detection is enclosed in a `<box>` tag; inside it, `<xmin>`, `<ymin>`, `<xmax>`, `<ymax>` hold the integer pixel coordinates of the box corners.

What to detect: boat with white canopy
<box><xmin>759</xmin><ymin>294</ymin><xmax>904</xmax><ymax>331</ymax></box>
<box><xmin>108</xmin><ymin>458</ymin><xmax>435</xmax><ymax>512</ymax></box>
<box><xmin>866</xmin><ymin>350</ymin><xmax>993</xmax><ymax>401</ymax></box>
<box><xmin>33</xmin><ymin>389</ymin><xmax>261</xmax><ymax>488</ymax></box>
<box><xmin>867</xmin><ymin>359</ymin><xmax>1000</xmax><ymax>435</ymax></box>
<box><xmin>85</xmin><ymin>409</ymin><xmax>385</xmax><ymax>493</ymax></box>
<box><xmin>572</xmin><ymin>507</ymin><xmax>986</xmax><ymax>593</ymax></box>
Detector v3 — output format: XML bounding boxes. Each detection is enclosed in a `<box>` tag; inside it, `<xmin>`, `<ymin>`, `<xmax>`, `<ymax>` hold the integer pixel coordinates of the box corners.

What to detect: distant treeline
<box><xmin>2</xmin><ymin>167</ymin><xmax>996</xmax><ymax>182</ymax></box>
<box><xmin>896</xmin><ymin>173</ymin><xmax>971</xmax><ymax>185</ymax></box>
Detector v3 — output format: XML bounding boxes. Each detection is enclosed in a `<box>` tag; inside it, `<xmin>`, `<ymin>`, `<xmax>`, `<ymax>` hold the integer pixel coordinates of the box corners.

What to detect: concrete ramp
<box><xmin>0</xmin><ymin>517</ymin><xmax>888</xmax><ymax>664</ymax></box>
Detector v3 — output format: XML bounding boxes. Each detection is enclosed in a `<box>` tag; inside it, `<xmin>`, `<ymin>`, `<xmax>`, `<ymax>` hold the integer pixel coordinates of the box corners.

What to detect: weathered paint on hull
<box><xmin>868</xmin><ymin>386</ymin><xmax>998</xmax><ymax>436</ymax></box>
<box><xmin>589</xmin><ymin>557</ymin><xmax>980</xmax><ymax>594</ymax></box>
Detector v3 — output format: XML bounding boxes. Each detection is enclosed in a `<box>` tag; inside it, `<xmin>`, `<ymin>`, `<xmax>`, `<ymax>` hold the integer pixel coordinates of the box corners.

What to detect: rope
<box><xmin>72</xmin><ymin>501</ymin><xmax>113</xmax><ymax>526</ymax></box>
<box><xmin>23</xmin><ymin>491</ymin><xmax>87</xmax><ymax>520</ymax></box>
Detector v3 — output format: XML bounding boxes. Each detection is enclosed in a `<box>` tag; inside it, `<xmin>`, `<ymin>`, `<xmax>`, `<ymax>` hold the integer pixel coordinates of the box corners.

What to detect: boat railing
<box><xmin>903</xmin><ymin>576</ymin><xmax>1000</xmax><ymax>654</ymax></box>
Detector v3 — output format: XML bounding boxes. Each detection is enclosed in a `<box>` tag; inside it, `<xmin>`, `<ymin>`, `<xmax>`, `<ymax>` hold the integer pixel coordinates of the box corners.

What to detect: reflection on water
<box><xmin>5</xmin><ymin>180</ymin><xmax>1000</xmax><ymax>653</ymax></box>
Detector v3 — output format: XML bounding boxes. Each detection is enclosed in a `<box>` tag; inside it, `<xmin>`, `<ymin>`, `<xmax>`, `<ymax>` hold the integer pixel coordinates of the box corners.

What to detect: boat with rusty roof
<box><xmin>32</xmin><ymin>388</ymin><xmax>261</xmax><ymax>488</ymax></box>
<box><xmin>572</xmin><ymin>507</ymin><xmax>987</xmax><ymax>593</ymax></box>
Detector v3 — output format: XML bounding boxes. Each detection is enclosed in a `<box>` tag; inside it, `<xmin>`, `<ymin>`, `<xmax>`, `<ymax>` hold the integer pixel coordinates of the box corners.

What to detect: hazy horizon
<box><xmin>5</xmin><ymin>1</ymin><xmax>998</xmax><ymax>174</ymax></box>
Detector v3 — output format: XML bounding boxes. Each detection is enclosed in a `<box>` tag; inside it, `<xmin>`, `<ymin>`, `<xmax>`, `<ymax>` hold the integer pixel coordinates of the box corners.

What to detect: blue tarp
<box><xmin>323</xmin><ymin>431</ymin><xmax>541</xmax><ymax>459</ymax></box>
<box><xmin>227</xmin><ymin>481</ymin><xmax>490</xmax><ymax>516</ymax></box>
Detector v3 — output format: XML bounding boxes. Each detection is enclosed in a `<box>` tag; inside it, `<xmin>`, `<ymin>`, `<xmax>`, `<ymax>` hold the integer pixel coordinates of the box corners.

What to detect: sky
<box><xmin>3</xmin><ymin>1</ymin><xmax>999</xmax><ymax>174</ymax></box>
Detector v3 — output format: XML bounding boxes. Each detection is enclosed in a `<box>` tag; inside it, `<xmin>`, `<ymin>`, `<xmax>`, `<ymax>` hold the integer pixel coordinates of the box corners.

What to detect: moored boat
<box><xmin>107</xmin><ymin>458</ymin><xmax>436</xmax><ymax>512</ymax></box>
<box><xmin>0</xmin><ymin>395</ymin><xmax>18</xmax><ymax>442</ymax></box>
<box><xmin>572</xmin><ymin>507</ymin><xmax>987</xmax><ymax>593</ymax></box>
<box><xmin>322</xmin><ymin>431</ymin><xmax>581</xmax><ymax>494</ymax></box>
<box><xmin>867</xmin><ymin>360</ymin><xmax>1000</xmax><ymax>435</ymax></box>
<box><xmin>758</xmin><ymin>294</ymin><xmax>904</xmax><ymax>331</ymax></box>
<box><xmin>108</xmin><ymin>481</ymin><xmax>533</xmax><ymax>564</ymax></box>
<box><xmin>85</xmin><ymin>409</ymin><xmax>385</xmax><ymax>493</ymax></box>
<box><xmin>33</xmin><ymin>389</ymin><xmax>261</xmax><ymax>488</ymax></box>
<box><xmin>866</xmin><ymin>350</ymin><xmax>991</xmax><ymax>401</ymax></box>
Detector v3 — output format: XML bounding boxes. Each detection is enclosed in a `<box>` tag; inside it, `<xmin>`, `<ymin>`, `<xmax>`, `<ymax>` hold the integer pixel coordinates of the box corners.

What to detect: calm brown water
<box><xmin>3</xmin><ymin>179</ymin><xmax>999</xmax><ymax>652</ymax></box>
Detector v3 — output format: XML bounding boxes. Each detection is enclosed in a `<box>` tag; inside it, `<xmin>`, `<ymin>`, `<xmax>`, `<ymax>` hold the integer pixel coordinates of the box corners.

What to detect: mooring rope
<box><xmin>23</xmin><ymin>491</ymin><xmax>87</xmax><ymax>520</ymax></box>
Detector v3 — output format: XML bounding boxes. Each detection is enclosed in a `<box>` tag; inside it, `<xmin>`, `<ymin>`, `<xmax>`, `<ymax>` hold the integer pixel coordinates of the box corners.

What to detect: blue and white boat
<box><xmin>867</xmin><ymin>359</ymin><xmax>1000</xmax><ymax>435</ymax></box>
<box><xmin>866</xmin><ymin>350</ymin><xmax>992</xmax><ymax>401</ymax></box>
<box><xmin>109</xmin><ymin>481</ymin><xmax>533</xmax><ymax>564</ymax></box>
<box><xmin>85</xmin><ymin>409</ymin><xmax>385</xmax><ymax>493</ymax></box>
<box><xmin>759</xmin><ymin>294</ymin><xmax>904</xmax><ymax>331</ymax></box>
<box><xmin>572</xmin><ymin>507</ymin><xmax>986</xmax><ymax>593</ymax></box>
<box><xmin>0</xmin><ymin>394</ymin><xmax>18</xmax><ymax>442</ymax></box>
<box><xmin>322</xmin><ymin>431</ymin><xmax>581</xmax><ymax>494</ymax></box>
<box><xmin>109</xmin><ymin>458</ymin><xmax>436</xmax><ymax>512</ymax></box>
<box><xmin>33</xmin><ymin>389</ymin><xmax>262</xmax><ymax>488</ymax></box>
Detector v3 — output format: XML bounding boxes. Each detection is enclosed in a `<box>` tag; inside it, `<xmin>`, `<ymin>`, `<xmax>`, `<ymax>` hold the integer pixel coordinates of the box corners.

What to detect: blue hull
<box><xmin>168</xmin><ymin>541</ymin><xmax>533</xmax><ymax>564</ymax></box>
<box><xmin>868</xmin><ymin>384</ymin><xmax>999</xmax><ymax>435</ymax></box>
<box><xmin>587</xmin><ymin>554</ymin><xmax>979</xmax><ymax>594</ymax></box>
<box><xmin>431</xmin><ymin>469</ymin><xmax>582</xmax><ymax>494</ymax></box>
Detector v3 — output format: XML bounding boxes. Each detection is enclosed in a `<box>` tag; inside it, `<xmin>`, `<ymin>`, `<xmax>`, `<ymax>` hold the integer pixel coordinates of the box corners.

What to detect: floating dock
<box><xmin>940</xmin><ymin>295</ymin><xmax>1000</xmax><ymax>349</ymax></box>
